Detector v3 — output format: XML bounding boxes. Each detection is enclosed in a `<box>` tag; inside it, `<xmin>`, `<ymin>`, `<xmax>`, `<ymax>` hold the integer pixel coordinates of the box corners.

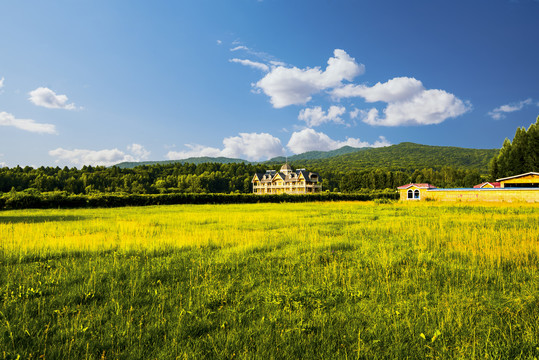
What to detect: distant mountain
<box><xmin>267</xmin><ymin>145</ymin><xmax>366</xmax><ymax>162</ymax></box>
<box><xmin>114</xmin><ymin>143</ymin><xmax>498</xmax><ymax>173</ymax></box>
<box><xmin>266</xmin><ymin>142</ymin><xmax>498</xmax><ymax>173</ymax></box>
<box><xmin>114</xmin><ymin>156</ymin><xmax>247</xmax><ymax>169</ymax></box>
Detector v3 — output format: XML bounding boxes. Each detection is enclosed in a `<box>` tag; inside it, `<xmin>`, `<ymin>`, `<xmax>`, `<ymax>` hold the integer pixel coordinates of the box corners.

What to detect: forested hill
<box><xmin>0</xmin><ymin>142</ymin><xmax>499</xmax><ymax>195</ymax></box>
<box><xmin>264</xmin><ymin>142</ymin><xmax>498</xmax><ymax>173</ymax></box>
<box><xmin>267</xmin><ymin>145</ymin><xmax>366</xmax><ymax>162</ymax></box>
<box><xmin>114</xmin><ymin>147</ymin><xmax>365</xmax><ymax>168</ymax></box>
<box><xmin>114</xmin><ymin>142</ymin><xmax>497</xmax><ymax>172</ymax></box>
<box><xmin>115</xmin><ymin>156</ymin><xmax>245</xmax><ymax>169</ymax></box>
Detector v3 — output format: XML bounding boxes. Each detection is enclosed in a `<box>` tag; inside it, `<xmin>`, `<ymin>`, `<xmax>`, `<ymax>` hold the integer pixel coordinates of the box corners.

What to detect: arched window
<box><xmin>414</xmin><ymin>189</ymin><xmax>420</xmax><ymax>199</ymax></box>
<box><xmin>407</xmin><ymin>189</ymin><xmax>413</xmax><ymax>199</ymax></box>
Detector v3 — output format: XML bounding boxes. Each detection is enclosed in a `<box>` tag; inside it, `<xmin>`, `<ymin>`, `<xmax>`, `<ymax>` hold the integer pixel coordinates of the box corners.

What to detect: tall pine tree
<box><xmin>490</xmin><ymin>116</ymin><xmax>539</xmax><ymax>179</ymax></box>
<box><xmin>525</xmin><ymin>117</ymin><xmax>539</xmax><ymax>171</ymax></box>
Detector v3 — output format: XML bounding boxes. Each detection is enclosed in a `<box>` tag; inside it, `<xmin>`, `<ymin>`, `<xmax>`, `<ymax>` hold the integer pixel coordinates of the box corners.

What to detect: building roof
<box><xmin>253</xmin><ymin>171</ymin><xmax>275</xmax><ymax>182</ymax></box>
<box><xmin>280</xmin><ymin>163</ymin><xmax>293</xmax><ymax>172</ymax></box>
<box><xmin>252</xmin><ymin>165</ymin><xmax>321</xmax><ymax>184</ymax></box>
<box><xmin>297</xmin><ymin>169</ymin><xmax>321</xmax><ymax>183</ymax></box>
<box><xmin>473</xmin><ymin>182</ymin><xmax>501</xmax><ymax>188</ymax></box>
<box><xmin>397</xmin><ymin>183</ymin><xmax>437</xmax><ymax>190</ymax></box>
<box><xmin>496</xmin><ymin>172</ymin><xmax>539</xmax><ymax>182</ymax></box>
<box><xmin>273</xmin><ymin>172</ymin><xmax>286</xmax><ymax>181</ymax></box>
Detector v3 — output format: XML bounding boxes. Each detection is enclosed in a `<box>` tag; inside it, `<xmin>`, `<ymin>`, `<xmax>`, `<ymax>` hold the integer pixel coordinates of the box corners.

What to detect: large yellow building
<box><xmin>252</xmin><ymin>163</ymin><xmax>322</xmax><ymax>194</ymax></box>
<box><xmin>398</xmin><ymin>172</ymin><xmax>539</xmax><ymax>202</ymax></box>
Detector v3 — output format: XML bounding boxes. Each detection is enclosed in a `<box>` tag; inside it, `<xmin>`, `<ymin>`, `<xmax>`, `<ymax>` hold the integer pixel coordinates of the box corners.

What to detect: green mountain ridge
<box><xmin>281</xmin><ymin>142</ymin><xmax>498</xmax><ymax>173</ymax></box>
<box><xmin>115</xmin><ymin>156</ymin><xmax>246</xmax><ymax>169</ymax></box>
<box><xmin>1</xmin><ymin>142</ymin><xmax>500</xmax><ymax>195</ymax></box>
<box><xmin>113</xmin><ymin>142</ymin><xmax>498</xmax><ymax>173</ymax></box>
<box><xmin>266</xmin><ymin>145</ymin><xmax>366</xmax><ymax>163</ymax></box>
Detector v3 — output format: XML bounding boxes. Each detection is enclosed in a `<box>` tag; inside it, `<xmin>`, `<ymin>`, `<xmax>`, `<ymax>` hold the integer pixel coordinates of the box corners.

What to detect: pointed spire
<box><xmin>280</xmin><ymin>162</ymin><xmax>293</xmax><ymax>174</ymax></box>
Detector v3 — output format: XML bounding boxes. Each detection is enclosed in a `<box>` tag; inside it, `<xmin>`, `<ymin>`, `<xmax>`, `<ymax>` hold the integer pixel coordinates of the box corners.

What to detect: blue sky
<box><xmin>0</xmin><ymin>0</ymin><xmax>538</xmax><ymax>167</ymax></box>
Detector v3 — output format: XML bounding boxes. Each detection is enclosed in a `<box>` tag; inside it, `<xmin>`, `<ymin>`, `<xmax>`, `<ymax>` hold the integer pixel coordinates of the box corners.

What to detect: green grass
<box><xmin>0</xmin><ymin>202</ymin><xmax>538</xmax><ymax>359</ymax></box>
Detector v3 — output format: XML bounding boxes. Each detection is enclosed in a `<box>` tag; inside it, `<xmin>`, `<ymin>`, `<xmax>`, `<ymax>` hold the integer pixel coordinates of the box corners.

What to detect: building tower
<box><xmin>280</xmin><ymin>162</ymin><xmax>293</xmax><ymax>175</ymax></box>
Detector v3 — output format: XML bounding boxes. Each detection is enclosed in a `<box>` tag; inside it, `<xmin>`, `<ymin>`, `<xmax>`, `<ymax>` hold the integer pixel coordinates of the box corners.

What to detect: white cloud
<box><xmin>49</xmin><ymin>144</ymin><xmax>150</xmax><ymax>167</ymax></box>
<box><xmin>254</xmin><ymin>49</ymin><xmax>364</xmax><ymax>108</ymax></box>
<box><xmin>29</xmin><ymin>87</ymin><xmax>77</xmax><ymax>110</ymax></box>
<box><xmin>49</xmin><ymin>148</ymin><xmax>133</xmax><ymax>167</ymax></box>
<box><xmin>166</xmin><ymin>144</ymin><xmax>223</xmax><ymax>159</ymax></box>
<box><xmin>127</xmin><ymin>143</ymin><xmax>150</xmax><ymax>160</ymax></box>
<box><xmin>230</xmin><ymin>43</ymin><xmax>277</xmax><ymax>63</ymax></box>
<box><xmin>0</xmin><ymin>111</ymin><xmax>57</xmax><ymax>134</ymax></box>
<box><xmin>229</xmin><ymin>58</ymin><xmax>269</xmax><ymax>72</ymax></box>
<box><xmin>216</xmin><ymin>40</ymin><xmax>222</xmax><ymax>45</ymax></box>
<box><xmin>221</xmin><ymin>133</ymin><xmax>284</xmax><ymax>160</ymax></box>
<box><xmin>488</xmin><ymin>98</ymin><xmax>533</xmax><ymax>119</ymax></box>
<box><xmin>333</xmin><ymin>77</ymin><xmax>470</xmax><ymax>126</ymax></box>
<box><xmin>298</xmin><ymin>105</ymin><xmax>346</xmax><ymax>127</ymax></box>
<box><xmin>0</xmin><ymin>77</ymin><xmax>4</xmax><ymax>89</ymax></box>
<box><xmin>362</xmin><ymin>90</ymin><xmax>471</xmax><ymax>126</ymax></box>
<box><xmin>0</xmin><ymin>162</ymin><xmax>6</xmax><ymax>168</ymax></box>
<box><xmin>166</xmin><ymin>132</ymin><xmax>285</xmax><ymax>161</ymax></box>
<box><xmin>270</xmin><ymin>60</ymin><xmax>287</xmax><ymax>67</ymax></box>
<box><xmin>333</xmin><ymin>77</ymin><xmax>424</xmax><ymax>102</ymax></box>
<box><xmin>287</xmin><ymin>128</ymin><xmax>390</xmax><ymax>154</ymax></box>
<box><xmin>230</xmin><ymin>45</ymin><xmax>248</xmax><ymax>51</ymax></box>
<box><xmin>349</xmin><ymin>108</ymin><xmax>360</xmax><ymax>119</ymax></box>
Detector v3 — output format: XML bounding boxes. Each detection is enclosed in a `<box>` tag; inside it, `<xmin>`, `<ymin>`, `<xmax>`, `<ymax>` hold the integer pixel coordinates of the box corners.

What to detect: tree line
<box><xmin>0</xmin><ymin>191</ymin><xmax>398</xmax><ymax>210</ymax></box>
<box><xmin>490</xmin><ymin>116</ymin><xmax>539</xmax><ymax>179</ymax></box>
<box><xmin>0</xmin><ymin>161</ymin><xmax>487</xmax><ymax>195</ymax></box>
<box><xmin>2</xmin><ymin>116</ymin><xmax>536</xmax><ymax>196</ymax></box>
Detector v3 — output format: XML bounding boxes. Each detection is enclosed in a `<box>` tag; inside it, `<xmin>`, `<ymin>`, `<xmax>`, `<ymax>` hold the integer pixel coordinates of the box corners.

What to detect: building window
<box><xmin>407</xmin><ymin>189</ymin><xmax>413</xmax><ymax>199</ymax></box>
<box><xmin>414</xmin><ymin>189</ymin><xmax>420</xmax><ymax>199</ymax></box>
<box><xmin>504</xmin><ymin>182</ymin><xmax>539</xmax><ymax>188</ymax></box>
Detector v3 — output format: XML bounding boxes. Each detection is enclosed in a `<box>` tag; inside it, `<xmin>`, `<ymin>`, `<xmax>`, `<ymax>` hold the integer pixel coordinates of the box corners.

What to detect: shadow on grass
<box><xmin>1</xmin><ymin>248</ymin><xmax>118</xmax><ymax>265</ymax></box>
<box><xmin>0</xmin><ymin>215</ymin><xmax>88</xmax><ymax>224</ymax></box>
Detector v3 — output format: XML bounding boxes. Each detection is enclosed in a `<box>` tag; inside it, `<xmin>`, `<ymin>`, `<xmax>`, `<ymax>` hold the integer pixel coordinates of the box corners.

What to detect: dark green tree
<box><xmin>490</xmin><ymin>117</ymin><xmax>539</xmax><ymax>179</ymax></box>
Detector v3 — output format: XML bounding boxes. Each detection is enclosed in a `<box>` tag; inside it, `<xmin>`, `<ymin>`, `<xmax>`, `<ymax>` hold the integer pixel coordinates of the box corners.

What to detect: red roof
<box><xmin>397</xmin><ymin>183</ymin><xmax>437</xmax><ymax>190</ymax></box>
<box><xmin>473</xmin><ymin>182</ymin><xmax>501</xmax><ymax>188</ymax></box>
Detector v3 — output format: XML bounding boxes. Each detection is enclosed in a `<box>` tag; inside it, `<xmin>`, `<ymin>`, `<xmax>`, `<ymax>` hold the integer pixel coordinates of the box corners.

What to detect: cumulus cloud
<box><xmin>166</xmin><ymin>132</ymin><xmax>285</xmax><ymax>162</ymax></box>
<box><xmin>488</xmin><ymin>98</ymin><xmax>533</xmax><ymax>120</ymax></box>
<box><xmin>221</xmin><ymin>133</ymin><xmax>284</xmax><ymax>160</ymax></box>
<box><xmin>229</xmin><ymin>58</ymin><xmax>269</xmax><ymax>72</ymax></box>
<box><xmin>0</xmin><ymin>111</ymin><xmax>57</xmax><ymax>134</ymax></box>
<box><xmin>127</xmin><ymin>143</ymin><xmax>151</xmax><ymax>160</ymax></box>
<box><xmin>166</xmin><ymin>144</ymin><xmax>223</xmax><ymax>159</ymax></box>
<box><xmin>254</xmin><ymin>49</ymin><xmax>364</xmax><ymax>108</ymax></box>
<box><xmin>29</xmin><ymin>87</ymin><xmax>77</xmax><ymax>110</ymax></box>
<box><xmin>287</xmin><ymin>128</ymin><xmax>390</xmax><ymax>154</ymax></box>
<box><xmin>0</xmin><ymin>77</ymin><xmax>4</xmax><ymax>89</ymax></box>
<box><xmin>333</xmin><ymin>77</ymin><xmax>470</xmax><ymax>126</ymax></box>
<box><xmin>362</xmin><ymin>90</ymin><xmax>471</xmax><ymax>126</ymax></box>
<box><xmin>298</xmin><ymin>105</ymin><xmax>346</xmax><ymax>127</ymax></box>
<box><xmin>48</xmin><ymin>144</ymin><xmax>151</xmax><ymax>167</ymax></box>
<box><xmin>49</xmin><ymin>148</ymin><xmax>132</xmax><ymax>167</ymax></box>
<box><xmin>349</xmin><ymin>108</ymin><xmax>360</xmax><ymax>119</ymax></box>
<box><xmin>333</xmin><ymin>77</ymin><xmax>424</xmax><ymax>102</ymax></box>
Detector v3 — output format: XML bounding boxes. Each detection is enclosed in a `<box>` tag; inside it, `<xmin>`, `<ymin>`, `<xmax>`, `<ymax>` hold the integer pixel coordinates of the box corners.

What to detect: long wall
<box><xmin>423</xmin><ymin>188</ymin><xmax>539</xmax><ymax>202</ymax></box>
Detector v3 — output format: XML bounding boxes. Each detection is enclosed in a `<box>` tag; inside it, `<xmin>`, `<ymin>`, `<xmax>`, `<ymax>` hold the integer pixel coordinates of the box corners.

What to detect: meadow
<box><xmin>0</xmin><ymin>201</ymin><xmax>538</xmax><ymax>359</ymax></box>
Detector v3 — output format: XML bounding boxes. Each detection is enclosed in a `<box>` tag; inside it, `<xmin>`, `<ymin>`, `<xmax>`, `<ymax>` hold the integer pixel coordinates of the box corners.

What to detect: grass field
<box><xmin>0</xmin><ymin>201</ymin><xmax>538</xmax><ymax>359</ymax></box>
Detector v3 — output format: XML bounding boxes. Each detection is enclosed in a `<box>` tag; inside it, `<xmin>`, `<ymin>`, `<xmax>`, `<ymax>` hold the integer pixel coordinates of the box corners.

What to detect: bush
<box><xmin>0</xmin><ymin>190</ymin><xmax>399</xmax><ymax>210</ymax></box>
